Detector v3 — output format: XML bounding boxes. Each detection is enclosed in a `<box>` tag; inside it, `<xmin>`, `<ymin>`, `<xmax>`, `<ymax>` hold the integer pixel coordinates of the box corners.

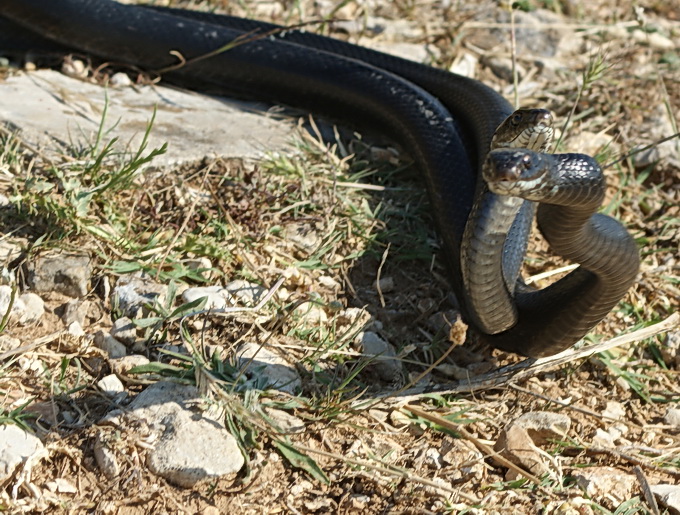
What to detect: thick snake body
<box><xmin>0</xmin><ymin>0</ymin><xmax>639</xmax><ymax>357</ymax></box>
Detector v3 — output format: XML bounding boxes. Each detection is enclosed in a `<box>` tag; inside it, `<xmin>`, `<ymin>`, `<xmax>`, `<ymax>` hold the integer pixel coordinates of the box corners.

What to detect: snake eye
<box><xmin>511</xmin><ymin>113</ymin><xmax>523</xmax><ymax>125</ymax></box>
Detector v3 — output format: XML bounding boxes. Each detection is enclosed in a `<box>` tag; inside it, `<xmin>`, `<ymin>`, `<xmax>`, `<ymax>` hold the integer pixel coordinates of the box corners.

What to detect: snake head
<box><xmin>491</xmin><ymin>108</ymin><xmax>554</xmax><ymax>152</ymax></box>
<box><xmin>483</xmin><ymin>148</ymin><xmax>551</xmax><ymax>198</ymax></box>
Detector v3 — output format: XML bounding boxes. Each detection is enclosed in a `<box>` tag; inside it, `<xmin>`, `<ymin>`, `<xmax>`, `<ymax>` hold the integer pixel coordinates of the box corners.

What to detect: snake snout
<box><xmin>483</xmin><ymin>149</ymin><xmax>549</xmax><ymax>196</ymax></box>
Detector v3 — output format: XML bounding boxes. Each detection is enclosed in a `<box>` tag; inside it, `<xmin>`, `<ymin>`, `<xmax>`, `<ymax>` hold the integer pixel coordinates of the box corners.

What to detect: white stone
<box><xmin>127</xmin><ymin>381</ymin><xmax>245</xmax><ymax>487</ymax></box>
<box><xmin>18</xmin><ymin>293</ymin><xmax>45</xmax><ymax>324</ymax></box>
<box><xmin>182</xmin><ymin>286</ymin><xmax>233</xmax><ymax>310</ymax></box>
<box><xmin>97</xmin><ymin>374</ymin><xmax>125</xmax><ymax>396</ymax></box>
<box><xmin>651</xmin><ymin>484</ymin><xmax>680</xmax><ymax>513</ymax></box>
<box><xmin>0</xmin><ymin>424</ymin><xmax>45</xmax><ymax>482</ymax></box>
<box><xmin>225</xmin><ymin>280</ymin><xmax>267</xmax><ymax>306</ymax></box>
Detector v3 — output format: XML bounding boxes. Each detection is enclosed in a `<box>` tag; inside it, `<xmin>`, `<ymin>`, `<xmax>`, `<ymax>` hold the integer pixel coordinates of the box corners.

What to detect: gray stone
<box><xmin>110</xmin><ymin>316</ymin><xmax>138</xmax><ymax>346</ymax></box>
<box><xmin>237</xmin><ymin>342</ymin><xmax>301</xmax><ymax>394</ymax></box>
<box><xmin>127</xmin><ymin>381</ymin><xmax>244</xmax><ymax>487</ymax></box>
<box><xmin>355</xmin><ymin>331</ymin><xmax>401</xmax><ymax>382</ymax></box>
<box><xmin>0</xmin><ymin>424</ymin><xmax>45</xmax><ymax>482</ymax></box>
<box><xmin>26</xmin><ymin>252</ymin><xmax>91</xmax><ymax>297</ymax></box>
<box><xmin>93</xmin><ymin>330</ymin><xmax>127</xmax><ymax>359</ymax></box>
<box><xmin>93</xmin><ymin>432</ymin><xmax>120</xmax><ymax>479</ymax></box>
<box><xmin>182</xmin><ymin>286</ymin><xmax>233</xmax><ymax>310</ymax></box>
<box><xmin>59</xmin><ymin>298</ymin><xmax>90</xmax><ymax>326</ymax></box>
<box><xmin>0</xmin><ymin>69</ymin><xmax>294</xmax><ymax>167</ymax></box>
<box><xmin>112</xmin><ymin>274</ymin><xmax>168</xmax><ymax>319</ymax></box>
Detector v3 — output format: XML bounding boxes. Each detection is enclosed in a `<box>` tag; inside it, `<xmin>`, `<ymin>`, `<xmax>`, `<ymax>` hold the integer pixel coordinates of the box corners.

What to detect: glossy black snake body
<box><xmin>0</xmin><ymin>0</ymin><xmax>640</xmax><ymax>357</ymax></box>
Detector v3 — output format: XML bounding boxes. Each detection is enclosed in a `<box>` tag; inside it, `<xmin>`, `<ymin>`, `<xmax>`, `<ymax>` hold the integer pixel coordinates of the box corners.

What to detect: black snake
<box><xmin>0</xmin><ymin>0</ymin><xmax>640</xmax><ymax>357</ymax></box>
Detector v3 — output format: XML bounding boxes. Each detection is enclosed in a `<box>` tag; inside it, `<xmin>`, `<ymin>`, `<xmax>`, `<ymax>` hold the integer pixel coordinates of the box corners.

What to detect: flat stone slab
<box><xmin>0</xmin><ymin>69</ymin><xmax>295</xmax><ymax>166</ymax></box>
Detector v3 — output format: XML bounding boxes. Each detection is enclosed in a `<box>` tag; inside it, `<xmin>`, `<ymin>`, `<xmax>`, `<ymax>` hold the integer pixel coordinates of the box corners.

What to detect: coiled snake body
<box><xmin>0</xmin><ymin>0</ymin><xmax>640</xmax><ymax>357</ymax></box>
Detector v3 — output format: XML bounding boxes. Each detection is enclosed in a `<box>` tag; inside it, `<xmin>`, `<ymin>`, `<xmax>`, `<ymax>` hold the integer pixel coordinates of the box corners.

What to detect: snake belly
<box><xmin>0</xmin><ymin>0</ymin><xmax>639</xmax><ymax>358</ymax></box>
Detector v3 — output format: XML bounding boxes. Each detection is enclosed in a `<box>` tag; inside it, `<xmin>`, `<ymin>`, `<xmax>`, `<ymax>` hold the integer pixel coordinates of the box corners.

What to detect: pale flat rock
<box><xmin>182</xmin><ymin>286</ymin><xmax>234</xmax><ymax>310</ymax></box>
<box><xmin>0</xmin><ymin>424</ymin><xmax>45</xmax><ymax>482</ymax></box>
<box><xmin>97</xmin><ymin>374</ymin><xmax>125</xmax><ymax>396</ymax></box>
<box><xmin>651</xmin><ymin>484</ymin><xmax>680</xmax><ymax>514</ymax></box>
<box><xmin>93</xmin><ymin>330</ymin><xmax>127</xmax><ymax>359</ymax></box>
<box><xmin>225</xmin><ymin>280</ymin><xmax>267</xmax><ymax>306</ymax></box>
<box><xmin>0</xmin><ymin>70</ymin><xmax>295</xmax><ymax>167</ymax></box>
<box><xmin>572</xmin><ymin>466</ymin><xmax>637</xmax><ymax>508</ymax></box>
<box><xmin>126</xmin><ymin>381</ymin><xmax>244</xmax><ymax>487</ymax></box>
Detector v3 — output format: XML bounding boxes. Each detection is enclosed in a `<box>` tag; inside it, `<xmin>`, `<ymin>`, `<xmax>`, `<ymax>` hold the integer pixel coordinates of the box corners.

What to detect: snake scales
<box><xmin>0</xmin><ymin>0</ymin><xmax>640</xmax><ymax>357</ymax></box>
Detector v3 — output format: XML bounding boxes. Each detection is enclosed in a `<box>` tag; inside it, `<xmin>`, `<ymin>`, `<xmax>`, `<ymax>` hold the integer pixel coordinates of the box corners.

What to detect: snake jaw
<box><xmin>483</xmin><ymin>148</ymin><xmax>550</xmax><ymax>197</ymax></box>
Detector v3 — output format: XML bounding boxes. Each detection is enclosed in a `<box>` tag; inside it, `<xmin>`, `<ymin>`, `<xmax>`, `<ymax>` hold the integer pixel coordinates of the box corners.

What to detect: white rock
<box><xmin>0</xmin><ymin>334</ymin><xmax>21</xmax><ymax>352</ymax></box>
<box><xmin>0</xmin><ymin>424</ymin><xmax>45</xmax><ymax>482</ymax></box>
<box><xmin>45</xmin><ymin>478</ymin><xmax>77</xmax><ymax>494</ymax></box>
<box><xmin>264</xmin><ymin>408</ymin><xmax>305</xmax><ymax>434</ymax></box>
<box><xmin>127</xmin><ymin>381</ymin><xmax>245</xmax><ymax>487</ymax></box>
<box><xmin>651</xmin><ymin>484</ymin><xmax>680</xmax><ymax>513</ymax></box>
<box><xmin>0</xmin><ymin>285</ymin><xmax>25</xmax><ymax>320</ymax></box>
<box><xmin>573</xmin><ymin>466</ymin><xmax>636</xmax><ymax>506</ymax></box>
<box><xmin>109</xmin><ymin>72</ymin><xmax>132</xmax><ymax>87</ymax></box>
<box><xmin>225</xmin><ymin>280</ymin><xmax>267</xmax><ymax>306</ymax></box>
<box><xmin>18</xmin><ymin>292</ymin><xmax>45</xmax><ymax>324</ymax></box>
<box><xmin>294</xmin><ymin>301</ymin><xmax>328</xmax><ymax>326</ymax></box>
<box><xmin>182</xmin><ymin>285</ymin><xmax>233</xmax><ymax>310</ymax></box>
<box><xmin>513</xmin><ymin>411</ymin><xmax>571</xmax><ymax>444</ymax></box>
<box><xmin>602</xmin><ymin>401</ymin><xmax>626</xmax><ymax>421</ymax></box>
<box><xmin>97</xmin><ymin>374</ymin><xmax>125</xmax><ymax>396</ymax></box>
<box><xmin>355</xmin><ymin>331</ymin><xmax>401</xmax><ymax>382</ymax></box>
<box><xmin>68</xmin><ymin>321</ymin><xmax>85</xmax><ymax>336</ymax></box>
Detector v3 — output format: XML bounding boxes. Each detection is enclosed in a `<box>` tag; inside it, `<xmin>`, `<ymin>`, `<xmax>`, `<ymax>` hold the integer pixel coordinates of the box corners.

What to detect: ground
<box><xmin>0</xmin><ymin>0</ymin><xmax>679</xmax><ymax>513</ymax></box>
